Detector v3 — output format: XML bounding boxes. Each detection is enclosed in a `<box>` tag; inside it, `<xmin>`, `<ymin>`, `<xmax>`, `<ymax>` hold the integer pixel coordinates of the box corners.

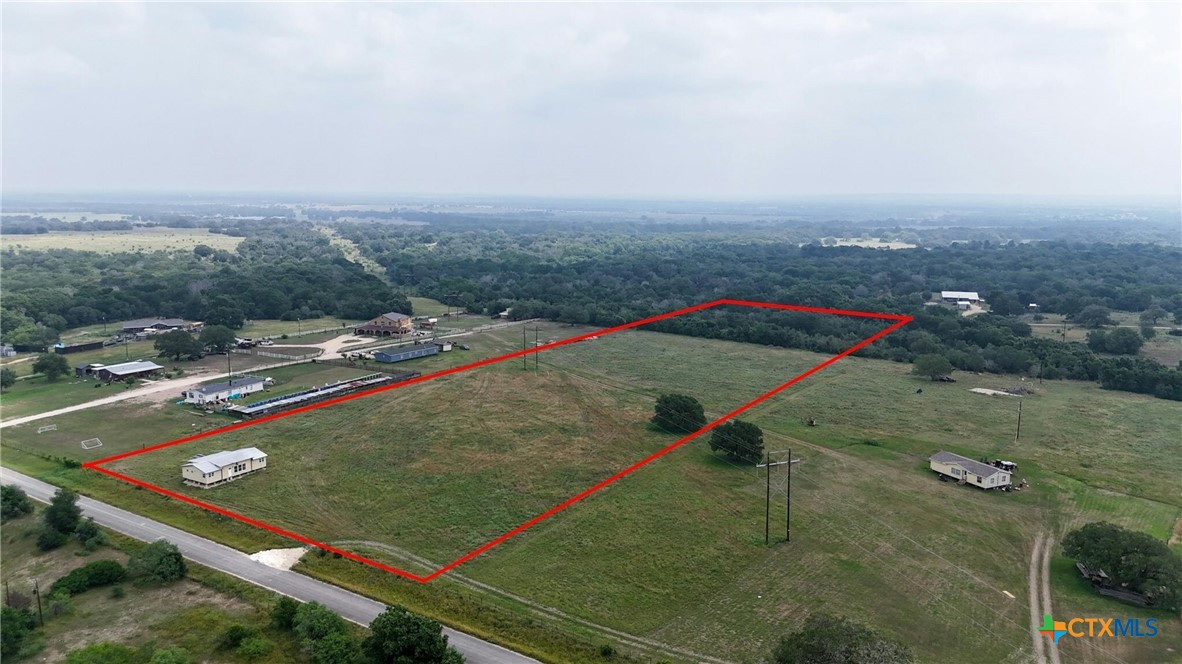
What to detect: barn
<box><xmin>374</xmin><ymin>345</ymin><xmax>439</xmax><ymax>363</ymax></box>
<box><xmin>93</xmin><ymin>360</ymin><xmax>164</xmax><ymax>382</ymax></box>
<box><xmin>355</xmin><ymin>312</ymin><xmax>414</xmax><ymax>337</ymax></box>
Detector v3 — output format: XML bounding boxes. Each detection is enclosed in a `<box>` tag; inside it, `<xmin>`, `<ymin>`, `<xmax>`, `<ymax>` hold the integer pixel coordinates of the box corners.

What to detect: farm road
<box><xmin>0</xmin><ymin>468</ymin><xmax>540</xmax><ymax>664</ymax></box>
<box><xmin>1028</xmin><ymin>533</ymin><xmax>1061</xmax><ymax>664</ymax></box>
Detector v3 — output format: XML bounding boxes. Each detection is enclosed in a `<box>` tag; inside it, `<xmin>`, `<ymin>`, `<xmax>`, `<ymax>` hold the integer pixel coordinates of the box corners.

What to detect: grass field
<box><xmin>239</xmin><ymin>317</ymin><xmax>361</xmax><ymax>339</ymax></box>
<box><xmin>0</xmin><ymin>227</ymin><xmax>243</xmax><ymax>253</ymax></box>
<box><xmin>5</xmin><ymin>313</ymin><xmax>1180</xmax><ymax>663</ymax></box>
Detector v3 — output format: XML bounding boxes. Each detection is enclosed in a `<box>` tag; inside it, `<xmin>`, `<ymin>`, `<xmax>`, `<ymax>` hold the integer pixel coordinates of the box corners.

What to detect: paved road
<box><xmin>0</xmin><ymin>468</ymin><xmax>539</xmax><ymax>664</ymax></box>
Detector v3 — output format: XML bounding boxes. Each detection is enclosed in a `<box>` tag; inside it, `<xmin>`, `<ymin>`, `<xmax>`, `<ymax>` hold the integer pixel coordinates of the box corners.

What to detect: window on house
<box><xmin>976</xmin><ymin>475</ymin><xmax>982</xmax><ymax>483</ymax></box>
<box><xmin>951</xmin><ymin>468</ymin><xmax>960</xmax><ymax>476</ymax></box>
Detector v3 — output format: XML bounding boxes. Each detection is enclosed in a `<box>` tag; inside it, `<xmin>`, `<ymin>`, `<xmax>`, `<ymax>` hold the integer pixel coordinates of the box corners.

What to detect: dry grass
<box><xmin>1</xmin><ymin>228</ymin><xmax>243</xmax><ymax>253</ymax></box>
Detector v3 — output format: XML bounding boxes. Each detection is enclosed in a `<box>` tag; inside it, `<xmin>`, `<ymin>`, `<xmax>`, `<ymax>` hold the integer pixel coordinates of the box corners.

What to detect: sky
<box><xmin>3</xmin><ymin>2</ymin><xmax>1179</xmax><ymax>198</ymax></box>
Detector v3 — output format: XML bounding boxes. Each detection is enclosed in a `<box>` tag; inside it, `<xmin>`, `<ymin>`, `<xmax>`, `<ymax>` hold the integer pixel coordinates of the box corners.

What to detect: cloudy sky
<box><xmin>3</xmin><ymin>2</ymin><xmax>1179</xmax><ymax>198</ymax></box>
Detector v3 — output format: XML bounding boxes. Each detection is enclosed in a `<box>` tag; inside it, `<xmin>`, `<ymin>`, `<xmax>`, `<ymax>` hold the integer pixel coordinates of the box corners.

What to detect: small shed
<box><xmin>433</xmin><ymin>340</ymin><xmax>453</xmax><ymax>352</ymax></box>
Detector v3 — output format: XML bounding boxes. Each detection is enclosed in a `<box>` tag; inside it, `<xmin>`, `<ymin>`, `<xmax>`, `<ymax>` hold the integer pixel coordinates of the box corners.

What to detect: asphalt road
<box><xmin>0</xmin><ymin>468</ymin><xmax>539</xmax><ymax>664</ymax></box>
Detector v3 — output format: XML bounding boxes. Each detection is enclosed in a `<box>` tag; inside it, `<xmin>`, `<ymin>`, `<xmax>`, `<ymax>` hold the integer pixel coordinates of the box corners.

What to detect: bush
<box><xmin>49</xmin><ymin>559</ymin><xmax>127</xmax><ymax>596</ymax></box>
<box><xmin>217</xmin><ymin>624</ymin><xmax>258</xmax><ymax>650</ymax></box>
<box><xmin>237</xmin><ymin>636</ymin><xmax>275</xmax><ymax>661</ymax></box>
<box><xmin>75</xmin><ymin>517</ymin><xmax>107</xmax><ymax>550</ymax></box>
<box><xmin>148</xmin><ymin>646</ymin><xmax>194</xmax><ymax>664</ymax></box>
<box><xmin>770</xmin><ymin>613</ymin><xmax>914</xmax><ymax>664</ymax></box>
<box><xmin>271</xmin><ymin>596</ymin><xmax>299</xmax><ymax>630</ymax></box>
<box><xmin>294</xmin><ymin>601</ymin><xmax>347</xmax><ymax>645</ymax></box>
<box><xmin>128</xmin><ymin>539</ymin><xmax>186</xmax><ymax>584</ymax></box>
<box><xmin>110</xmin><ymin>585</ymin><xmax>125</xmax><ymax>599</ymax></box>
<box><xmin>64</xmin><ymin>642</ymin><xmax>138</xmax><ymax>664</ymax></box>
<box><xmin>1</xmin><ymin>606</ymin><xmax>36</xmax><ymax>659</ymax></box>
<box><xmin>37</xmin><ymin>527</ymin><xmax>68</xmax><ymax>551</ymax></box>
<box><xmin>1</xmin><ymin>485</ymin><xmax>34</xmax><ymax>523</ymax></box>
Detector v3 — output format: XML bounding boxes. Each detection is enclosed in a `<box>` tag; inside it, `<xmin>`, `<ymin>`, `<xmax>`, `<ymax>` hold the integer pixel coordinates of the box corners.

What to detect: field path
<box><xmin>1029</xmin><ymin>533</ymin><xmax>1048</xmax><ymax>664</ymax></box>
<box><xmin>1041</xmin><ymin>534</ymin><xmax>1061</xmax><ymax>664</ymax></box>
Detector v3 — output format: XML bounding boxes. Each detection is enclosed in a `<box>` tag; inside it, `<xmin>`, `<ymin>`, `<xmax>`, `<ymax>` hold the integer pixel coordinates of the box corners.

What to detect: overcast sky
<box><xmin>3</xmin><ymin>2</ymin><xmax>1179</xmax><ymax>198</ymax></box>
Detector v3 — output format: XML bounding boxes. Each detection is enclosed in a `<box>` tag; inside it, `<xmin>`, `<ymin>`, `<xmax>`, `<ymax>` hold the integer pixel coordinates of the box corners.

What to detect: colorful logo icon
<box><xmin>1039</xmin><ymin>615</ymin><xmax>1068</xmax><ymax>644</ymax></box>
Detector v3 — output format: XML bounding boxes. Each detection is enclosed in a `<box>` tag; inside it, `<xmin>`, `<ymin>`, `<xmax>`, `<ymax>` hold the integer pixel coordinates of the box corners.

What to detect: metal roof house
<box><xmin>121</xmin><ymin>317</ymin><xmax>192</xmax><ymax>333</ymax></box>
<box><xmin>182</xmin><ymin>447</ymin><xmax>267</xmax><ymax>488</ymax></box>
<box><xmin>374</xmin><ymin>345</ymin><xmax>439</xmax><ymax>363</ymax></box>
<box><xmin>940</xmin><ymin>291</ymin><xmax>980</xmax><ymax>303</ymax></box>
<box><xmin>355</xmin><ymin>312</ymin><xmax>414</xmax><ymax>336</ymax></box>
<box><xmin>929</xmin><ymin>451</ymin><xmax>1012</xmax><ymax>489</ymax></box>
<box><xmin>184</xmin><ymin>376</ymin><xmax>269</xmax><ymax>406</ymax></box>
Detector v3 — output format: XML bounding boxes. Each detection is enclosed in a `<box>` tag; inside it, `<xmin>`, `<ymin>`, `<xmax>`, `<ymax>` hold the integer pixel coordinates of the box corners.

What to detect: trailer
<box><xmin>374</xmin><ymin>345</ymin><xmax>439</xmax><ymax>363</ymax></box>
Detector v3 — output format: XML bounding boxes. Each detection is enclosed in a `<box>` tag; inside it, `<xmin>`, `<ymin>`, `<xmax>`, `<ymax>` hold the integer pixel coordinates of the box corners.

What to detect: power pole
<box><xmin>1014</xmin><ymin>400</ymin><xmax>1023</xmax><ymax>442</ymax></box>
<box><xmin>523</xmin><ymin>326</ymin><xmax>528</xmax><ymax>370</ymax></box>
<box><xmin>786</xmin><ymin>447</ymin><xmax>793</xmax><ymax>542</ymax></box>
<box><xmin>534</xmin><ymin>327</ymin><xmax>539</xmax><ymax>370</ymax></box>
<box><xmin>765</xmin><ymin>451</ymin><xmax>771</xmax><ymax>545</ymax></box>
<box><xmin>33</xmin><ymin>579</ymin><xmax>43</xmax><ymax>626</ymax></box>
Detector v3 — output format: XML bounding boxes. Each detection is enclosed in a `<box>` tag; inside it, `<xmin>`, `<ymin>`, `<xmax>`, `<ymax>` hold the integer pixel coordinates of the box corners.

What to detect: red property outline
<box><xmin>87</xmin><ymin>299</ymin><xmax>911</xmax><ymax>583</ymax></box>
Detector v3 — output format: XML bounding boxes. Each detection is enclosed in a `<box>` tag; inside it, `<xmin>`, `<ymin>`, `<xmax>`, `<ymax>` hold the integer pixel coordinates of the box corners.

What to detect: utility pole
<box><xmin>786</xmin><ymin>447</ymin><xmax>793</xmax><ymax>542</ymax></box>
<box><xmin>534</xmin><ymin>327</ymin><xmax>539</xmax><ymax>370</ymax></box>
<box><xmin>1014</xmin><ymin>400</ymin><xmax>1023</xmax><ymax>442</ymax></box>
<box><xmin>33</xmin><ymin>579</ymin><xmax>43</xmax><ymax>626</ymax></box>
<box><xmin>523</xmin><ymin>326</ymin><xmax>528</xmax><ymax>370</ymax></box>
<box><xmin>765</xmin><ymin>451</ymin><xmax>771</xmax><ymax>545</ymax></box>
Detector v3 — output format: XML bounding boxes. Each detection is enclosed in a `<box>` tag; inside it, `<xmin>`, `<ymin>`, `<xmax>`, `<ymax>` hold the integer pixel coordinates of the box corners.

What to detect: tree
<box><xmin>199</xmin><ymin>324</ymin><xmax>237</xmax><ymax>352</ymax></box>
<box><xmin>32</xmin><ymin>352</ymin><xmax>70</xmax><ymax>381</ymax></box>
<box><xmin>1073</xmin><ymin>305</ymin><xmax>1114</xmax><ymax>328</ymax></box>
<box><xmin>128</xmin><ymin>539</ymin><xmax>187</xmax><ymax>584</ymax></box>
<box><xmin>43</xmin><ymin>487</ymin><xmax>82</xmax><ymax>534</ymax></box>
<box><xmin>911</xmin><ymin>354</ymin><xmax>953</xmax><ymax>381</ymax></box>
<box><xmin>237</xmin><ymin>637</ymin><xmax>275</xmax><ymax>661</ymax></box>
<box><xmin>0</xmin><ymin>368</ymin><xmax>15</xmax><ymax>391</ymax></box>
<box><xmin>709</xmin><ymin>420</ymin><xmax>764</xmax><ymax>464</ymax></box>
<box><xmin>1103</xmin><ymin>327</ymin><xmax>1144</xmax><ymax>355</ymax></box>
<box><xmin>154</xmin><ymin>330</ymin><xmax>203</xmax><ymax>361</ymax></box>
<box><xmin>1140</xmin><ymin>324</ymin><xmax>1157</xmax><ymax>340</ymax></box>
<box><xmin>293</xmin><ymin>601</ymin><xmax>348</xmax><ymax>646</ymax></box>
<box><xmin>313</xmin><ymin>632</ymin><xmax>360</xmax><ymax>664</ymax></box>
<box><xmin>1140</xmin><ymin>306</ymin><xmax>1169</xmax><ymax>326</ymax></box>
<box><xmin>193</xmin><ymin>244</ymin><xmax>215</xmax><ymax>258</ymax></box>
<box><xmin>1</xmin><ymin>484</ymin><xmax>34</xmax><ymax>523</ymax></box>
<box><xmin>1086</xmin><ymin>329</ymin><xmax>1109</xmax><ymax>353</ymax></box>
<box><xmin>1</xmin><ymin>606</ymin><xmax>36</xmax><ymax>659</ymax></box>
<box><xmin>1063</xmin><ymin>522</ymin><xmax>1182</xmax><ymax>611</ymax></box>
<box><xmin>363</xmin><ymin>605</ymin><xmax>464</xmax><ymax>664</ymax></box>
<box><xmin>651</xmin><ymin>393</ymin><xmax>706</xmax><ymax>434</ymax></box>
<box><xmin>769</xmin><ymin>613</ymin><xmax>914</xmax><ymax>664</ymax></box>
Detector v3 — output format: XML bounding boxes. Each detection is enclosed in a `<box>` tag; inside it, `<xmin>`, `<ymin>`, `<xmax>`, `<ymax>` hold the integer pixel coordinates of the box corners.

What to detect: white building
<box><xmin>182</xmin><ymin>447</ymin><xmax>268</xmax><ymax>488</ymax></box>
<box><xmin>929</xmin><ymin>451</ymin><xmax>1012</xmax><ymax>489</ymax></box>
<box><xmin>941</xmin><ymin>291</ymin><xmax>980</xmax><ymax>304</ymax></box>
<box><xmin>183</xmin><ymin>376</ymin><xmax>269</xmax><ymax>405</ymax></box>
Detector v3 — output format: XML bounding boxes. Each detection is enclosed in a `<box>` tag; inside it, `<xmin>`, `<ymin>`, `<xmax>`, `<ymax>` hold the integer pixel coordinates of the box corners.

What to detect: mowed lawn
<box><xmin>6</xmin><ymin>317</ymin><xmax>1180</xmax><ymax>663</ymax></box>
<box><xmin>0</xmin><ymin>227</ymin><xmax>243</xmax><ymax>253</ymax></box>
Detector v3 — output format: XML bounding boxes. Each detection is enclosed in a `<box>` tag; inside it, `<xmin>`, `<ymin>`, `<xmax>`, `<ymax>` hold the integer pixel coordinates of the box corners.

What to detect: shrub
<box><xmin>1</xmin><ymin>606</ymin><xmax>36</xmax><ymax>659</ymax></box>
<box><xmin>148</xmin><ymin>646</ymin><xmax>194</xmax><ymax>664</ymax></box>
<box><xmin>237</xmin><ymin>637</ymin><xmax>275</xmax><ymax>661</ymax></box>
<box><xmin>1</xmin><ymin>485</ymin><xmax>34</xmax><ymax>523</ymax></box>
<box><xmin>64</xmin><ymin>642</ymin><xmax>138</xmax><ymax>664</ymax></box>
<box><xmin>217</xmin><ymin>624</ymin><xmax>258</xmax><ymax>650</ymax></box>
<box><xmin>128</xmin><ymin>539</ymin><xmax>186</xmax><ymax>584</ymax></box>
<box><xmin>75</xmin><ymin>517</ymin><xmax>107</xmax><ymax>550</ymax></box>
<box><xmin>110</xmin><ymin>585</ymin><xmax>125</xmax><ymax>599</ymax></box>
<box><xmin>37</xmin><ymin>527</ymin><xmax>68</xmax><ymax>551</ymax></box>
<box><xmin>271</xmin><ymin>596</ymin><xmax>299</xmax><ymax>630</ymax></box>
<box><xmin>49</xmin><ymin>559</ymin><xmax>127</xmax><ymax>596</ymax></box>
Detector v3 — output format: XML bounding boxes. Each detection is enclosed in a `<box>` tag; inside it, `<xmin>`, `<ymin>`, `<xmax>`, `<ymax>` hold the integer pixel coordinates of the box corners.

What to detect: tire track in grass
<box><xmin>1041</xmin><ymin>534</ymin><xmax>1061</xmax><ymax>664</ymax></box>
<box><xmin>1029</xmin><ymin>533</ymin><xmax>1048</xmax><ymax>664</ymax></box>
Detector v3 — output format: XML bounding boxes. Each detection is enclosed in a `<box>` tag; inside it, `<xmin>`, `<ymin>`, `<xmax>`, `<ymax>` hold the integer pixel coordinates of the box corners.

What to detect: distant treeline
<box><xmin>0</xmin><ymin>221</ymin><xmax>408</xmax><ymax>346</ymax></box>
<box><xmin>337</xmin><ymin>221</ymin><xmax>1182</xmax><ymax>400</ymax></box>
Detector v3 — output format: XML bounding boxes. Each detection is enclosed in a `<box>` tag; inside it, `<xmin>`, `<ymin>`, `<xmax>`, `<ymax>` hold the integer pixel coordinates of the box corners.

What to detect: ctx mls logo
<box><xmin>1039</xmin><ymin>614</ymin><xmax>1158</xmax><ymax>644</ymax></box>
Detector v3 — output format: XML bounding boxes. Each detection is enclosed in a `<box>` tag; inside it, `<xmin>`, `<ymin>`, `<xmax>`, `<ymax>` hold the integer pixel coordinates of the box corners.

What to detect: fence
<box><xmin>231</xmin><ymin>348</ymin><xmax>322</xmax><ymax>361</ymax></box>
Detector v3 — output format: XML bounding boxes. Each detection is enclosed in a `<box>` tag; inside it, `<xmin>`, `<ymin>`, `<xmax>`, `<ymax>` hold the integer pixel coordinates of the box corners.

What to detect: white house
<box><xmin>929</xmin><ymin>451</ymin><xmax>1011</xmax><ymax>489</ymax></box>
<box><xmin>183</xmin><ymin>376</ymin><xmax>269</xmax><ymax>406</ymax></box>
<box><xmin>941</xmin><ymin>291</ymin><xmax>980</xmax><ymax>304</ymax></box>
<box><xmin>182</xmin><ymin>447</ymin><xmax>267</xmax><ymax>488</ymax></box>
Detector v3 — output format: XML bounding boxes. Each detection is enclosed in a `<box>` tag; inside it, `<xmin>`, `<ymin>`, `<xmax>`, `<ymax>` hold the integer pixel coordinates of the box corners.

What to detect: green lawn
<box><xmin>239</xmin><ymin>317</ymin><xmax>362</xmax><ymax>339</ymax></box>
<box><xmin>5</xmin><ymin>319</ymin><xmax>1180</xmax><ymax>663</ymax></box>
<box><xmin>409</xmin><ymin>296</ymin><xmax>453</xmax><ymax>317</ymax></box>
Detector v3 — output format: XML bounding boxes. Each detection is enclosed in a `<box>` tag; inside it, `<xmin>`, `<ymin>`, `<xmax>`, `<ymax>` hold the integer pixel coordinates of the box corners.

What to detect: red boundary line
<box><xmin>87</xmin><ymin>300</ymin><xmax>911</xmax><ymax>583</ymax></box>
